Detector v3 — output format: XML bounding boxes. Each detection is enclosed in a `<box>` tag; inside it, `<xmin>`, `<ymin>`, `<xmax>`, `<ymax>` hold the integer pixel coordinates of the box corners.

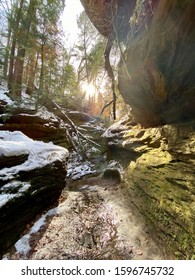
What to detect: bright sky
<box><xmin>60</xmin><ymin>0</ymin><xmax>96</xmax><ymax>97</ymax></box>
<box><xmin>61</xmin><ymin>0</ymin><xmax>84</xmax><ymax>46</ymax></box>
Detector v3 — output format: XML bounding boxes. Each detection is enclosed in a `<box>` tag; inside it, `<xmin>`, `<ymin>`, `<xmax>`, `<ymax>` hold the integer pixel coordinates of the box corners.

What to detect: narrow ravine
<box><xmin>4</xmin><ymin>174</ymin><xmax>167</xmax><ymax>260</ymax></box>
<box><xmin>2</xmin><ymin>117</ymin><xmax>170</xmax><ymax>260</ymax></box>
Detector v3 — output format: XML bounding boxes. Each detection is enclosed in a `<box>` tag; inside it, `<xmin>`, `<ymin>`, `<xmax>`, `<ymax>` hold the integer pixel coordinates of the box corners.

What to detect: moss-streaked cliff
<box><xmin>103</xmin><ymin>118</ymin><xmax>195</xmax><ymax>259</ymax></box>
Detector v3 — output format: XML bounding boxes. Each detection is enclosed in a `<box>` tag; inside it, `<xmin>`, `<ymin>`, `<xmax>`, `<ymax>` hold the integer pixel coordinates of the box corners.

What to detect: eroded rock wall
<box><xmin>103</xmin><ymin>118</ymin><xmax>195</xmax><ymax>259</ymax></box>
<box><xmin>118</xmin><ymin>0</ymin><xmax>195</xmax><ymax>127</ymax></box>
<box><xmin>82</xmin><ymin>0</ymin><xmax>195</xmax><ymax>259</ymax></box>
<box><xmin>81</xmin><ymin>0</ymin><xmax>195</xmax><ymax>127</ymax></box>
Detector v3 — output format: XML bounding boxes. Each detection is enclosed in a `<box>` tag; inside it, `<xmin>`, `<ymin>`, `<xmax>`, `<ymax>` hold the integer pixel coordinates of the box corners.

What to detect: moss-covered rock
<box><xmin>126</xmin><ymin>154</ymin><xmax>195</xmax><ymax>258</ymax></box>
<box><xmin>104</xmin><ymin>118</ymin><xmax>195</xmax><ymax>259</ymax></box>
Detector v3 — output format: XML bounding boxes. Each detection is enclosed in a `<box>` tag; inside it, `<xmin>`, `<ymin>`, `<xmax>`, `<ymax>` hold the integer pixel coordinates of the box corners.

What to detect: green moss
<box><xmin>124</xmin><ymin>148</ymin><xmax>195</xmax><ymax>259</ymax></box>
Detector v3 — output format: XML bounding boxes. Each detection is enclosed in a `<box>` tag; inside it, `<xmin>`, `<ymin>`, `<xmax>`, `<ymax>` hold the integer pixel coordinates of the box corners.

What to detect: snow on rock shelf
<box><xmin>0</xmin><ymin>130</ymin><xmax>69</xmax><ymax>257</ymax></box>
<box><xmin>0</xmin><ymin>88</ymin><xmax>69</xmax><ymax>144</ymax></box>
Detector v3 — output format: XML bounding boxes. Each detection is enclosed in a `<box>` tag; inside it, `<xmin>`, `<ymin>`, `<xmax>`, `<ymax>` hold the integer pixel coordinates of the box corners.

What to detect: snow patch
<box><xmin>79</xmin><ymin>185</ymin><xmax>100</xmax><ymax>191</ymax></box>
<box><xmin>0</xmin><ymin>131</ymin><xmax>68</xmax><ymax>210</ymax></box>
<box><xmin>81</xmin><ymin>121</ymin><xmax>105</xmax><ymax>132</ymax></box>
<box><xmin>108</xmin><ymin>140</ymin><xmax>121</xmax><ymax>146</ymax></box>
<box><xmin>30</xmin><ymin>208</ymin><xmax>58</xmax><ymax>234</ymax></box>
<box><xmin>67</xmin><ymin>151</ymin><xmax>96</xmax><ymax>180</ymax></box>
<box><xmin>0</xmin><ymin>193</ymin><xmax>21</xmax><ymax>208</ymax></box>
<box><xmin>0</xmin><ymin>131</ymin><xmax>69</xmax><ymax>181</ymax></box>
<box><xmin>102</xmin><ymin>115</ymin><xmax>130</xmax><ymax>138</ymax></box>
<box><xmin>14</xmin><ymin>206</ymin><xmax>60</xmax><ymax>255</ymax></box>
<box><xmin>15</xmin><ymin>234</ymin><xmax>31</xmax><ymax>255</ymax></box>
<box><xmin>68</xmin><ymin>162</ymin><xmax>96</xmax><ymax>180</ymax></box>
<box><xmin>1</xmin><ymin>181</ymin><xmax>31</xmax><ymax>193</ymax></box>
<box><xmin>19</xmin><ymin>91</ymin><xmax>36</xmax><ymax>110</ymax></box>
<box><xmin>0</xmin><ymin>87</ymin><xmax>13</xmax><ymax>105</ymax></box>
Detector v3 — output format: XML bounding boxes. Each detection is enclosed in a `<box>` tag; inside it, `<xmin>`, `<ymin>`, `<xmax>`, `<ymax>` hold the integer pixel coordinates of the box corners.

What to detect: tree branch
<box><xmin>104</xmin><ymin>37</ymin><xmax>117</xmax><ymax>120</ymax></box>
<box><xmin>100</xmin><ymin>99</ymin><xmax>114</xmax><ymax>116</ymax></box>
<box><xmin>45</xmin><ymin>98</ymin><xmax>100</xmax><ymax>160</ymax></box>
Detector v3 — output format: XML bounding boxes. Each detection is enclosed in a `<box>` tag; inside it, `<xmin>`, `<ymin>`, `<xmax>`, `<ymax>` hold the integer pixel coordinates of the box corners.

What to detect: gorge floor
<box><xmin>5</xmin><ymin>176</ymin><xmax>168</xmax><ymax>260</ymax></box>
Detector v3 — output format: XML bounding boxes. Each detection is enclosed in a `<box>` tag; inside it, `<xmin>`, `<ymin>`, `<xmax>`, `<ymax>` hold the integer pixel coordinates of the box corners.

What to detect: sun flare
<box><xmin>82</xmin><ymin>82</ymin><xmax>96</xmax><ymax>98</ymax></box>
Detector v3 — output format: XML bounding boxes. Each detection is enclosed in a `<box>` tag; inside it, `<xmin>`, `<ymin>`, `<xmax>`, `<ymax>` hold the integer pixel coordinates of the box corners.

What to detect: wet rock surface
<box><xmin>5</xmin><ymin>177</ymin><xmax>166</xmax><ymax>260</ymax></box>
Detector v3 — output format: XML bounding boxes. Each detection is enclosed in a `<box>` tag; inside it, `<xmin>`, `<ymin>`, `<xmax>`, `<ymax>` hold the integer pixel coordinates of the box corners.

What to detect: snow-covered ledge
<box><xmin>0</xmin><ymin>130</ymin><xmax>69</xmax><ymax>257</ymax></box>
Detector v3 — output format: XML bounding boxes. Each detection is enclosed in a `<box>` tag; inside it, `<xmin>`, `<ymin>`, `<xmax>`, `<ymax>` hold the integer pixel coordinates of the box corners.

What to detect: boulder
<box><xmin>102</xmin><ymin>168</ymin><xmax>121</xmax><ymax>184</ymax></box>
<box><xmin>67</xmin><ymin>111</ymin><xmax>94</xmax><ymax>124</ymax></box>
<box><xmin>103</xmin><ymin>118</ymin><xmax>195</xmax><ymax>258</ymax></box>
<box><xmin>0</xmin><ymin>131</ymin><xmax>68</xmax><ymax>257</ymax></box>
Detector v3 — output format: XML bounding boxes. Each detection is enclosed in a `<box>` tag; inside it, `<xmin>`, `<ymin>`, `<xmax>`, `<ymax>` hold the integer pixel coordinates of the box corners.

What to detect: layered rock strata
<box><xmin>103</xmin><ymin>117</ymin><xmax>195</xmax><ymax>259</ymax></box>
<box><xmin>0</xmin><ymin>131</ymin><xmax>68</xmax><ymax>257</ymax></box>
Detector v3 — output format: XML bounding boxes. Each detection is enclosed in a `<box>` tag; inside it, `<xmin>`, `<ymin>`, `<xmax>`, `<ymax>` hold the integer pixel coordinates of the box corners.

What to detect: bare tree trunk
<box><xmin>8</xmin><ymin>0</ymin><xmax>25</xmax><ymax>91</ymax></box>
<box><xmin>104</xmin><ymin>37</ymin><xmax>117</xmax><ymax>120</ymax></box>
<box><xmin>39</xmin><ymin>40</ymin><xmax>45</xmax><ymax>91</ymax></box>
<box><xmin>26</xmin><ymin>51</ymin><xmax>38</xmax><ymax>95</ymax></box>
<box><xmin>13</xmin><ymin>0</ymin><xmax>37</xmax><ymax>96</ymax></box>
<box><xmin>23</xmin><ymin>56</ymin><xmax>30</xmax><ymax>85</ymax></box>
<box><xmin>83</xmin><ymin>27</ymin><xmax>90</xmax><ymax>83</ymax></box>
<box><xmin>3</xmin><ymin>27</ymin><xmax>12</xmax><ymax>79</ymax></box>
<box><xmin>13</xmin><ymin>47</ymin><xmax>25</xmax><ymax>96</ymax></box>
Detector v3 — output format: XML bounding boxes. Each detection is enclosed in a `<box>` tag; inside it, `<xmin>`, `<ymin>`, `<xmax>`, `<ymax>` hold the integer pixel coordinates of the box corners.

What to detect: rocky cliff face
<box><xmin>81</xmin><ymin>0</ymin><xmax>195</xmax><ymax>127</ymax></box>
<box><xmin>118</xmin><ymin>0</ymin><xmax>195</xmax><ymax>127</ymax></box>
<box><xmin>103</xmin><ymin>117</ymin><xmax>195</xmax><ymax>259</ymax></box>
<box><xmin>82</xmin><ymin>0</ymin><xmax>195</xmax><ymax>259</ymax></box>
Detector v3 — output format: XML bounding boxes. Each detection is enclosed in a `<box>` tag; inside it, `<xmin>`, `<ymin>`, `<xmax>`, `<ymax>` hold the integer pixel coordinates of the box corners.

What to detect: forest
<box><xmin>0</xmin><ymin>0</ymin><xmax>124</xmax><ymax>119</ymax></box>
<box><xmin>0</xmin><ymin>0</ymin><xmax>195</xmax><ymax>262</ymax></box>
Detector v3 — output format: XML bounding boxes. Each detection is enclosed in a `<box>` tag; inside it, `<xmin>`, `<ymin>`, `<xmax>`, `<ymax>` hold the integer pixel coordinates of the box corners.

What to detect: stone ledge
<box><xmin>0</xmin><ymin>131</ymin><xmax>68</xmax><ymax>257</ymax></box>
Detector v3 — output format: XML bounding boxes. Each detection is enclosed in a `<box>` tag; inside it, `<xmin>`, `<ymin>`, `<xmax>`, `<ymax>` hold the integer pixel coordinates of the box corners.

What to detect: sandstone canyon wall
<box><xmin>81</xmin><ymin>0</ymin><xmax>195</xmax><ymax>259</ymax></box>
